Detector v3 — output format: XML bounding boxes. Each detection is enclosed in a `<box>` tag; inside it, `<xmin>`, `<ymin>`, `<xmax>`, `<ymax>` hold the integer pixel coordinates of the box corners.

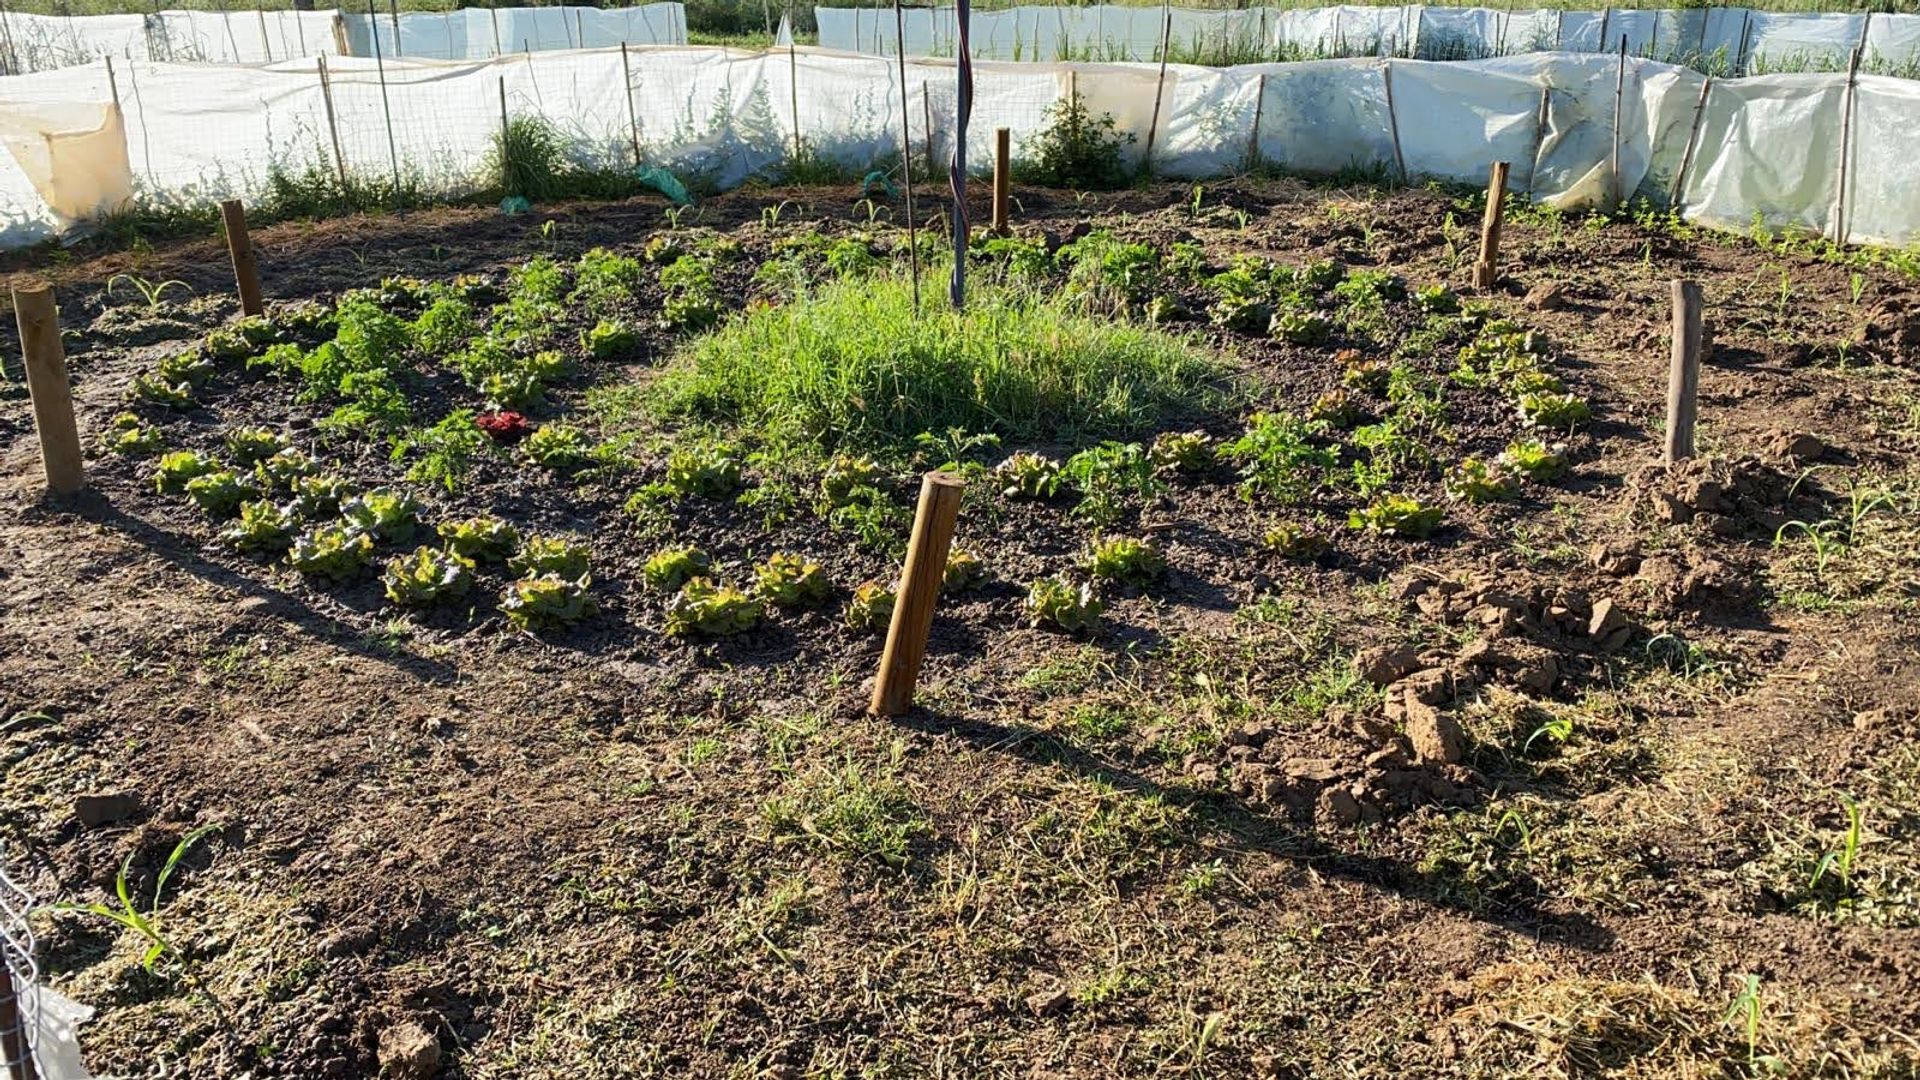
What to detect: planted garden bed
<box><xmin>2</xmin><ymin>176</ymin><xmax>1918</xmax><ymax>1078</ymax></box>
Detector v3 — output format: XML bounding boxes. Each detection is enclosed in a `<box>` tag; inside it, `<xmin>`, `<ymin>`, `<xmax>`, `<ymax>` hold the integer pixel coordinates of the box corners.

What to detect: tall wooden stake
<box><xmin>317</xmin><ymin>54</ymin><xmax>347</xmax><ymax>189</ymax></box>
<box><xmin>991</xmin><ymin>126</ymin><xmax>1010</xmax><ymax>233</ymax></box>
<box><xmin>11</xmin><ymin>283</ymin><xmax>83</xmax><ymax>498</ymax></box>
<box><xmin>1472</xmin><ymin>160</ymin><xmax>1510</xmax><ymax>289</ymax></box>
<box><xmin>1665</xmin><ymin>279</ymin><xmax>1703</xmax><ymax>465</ymax></box>
<box><xmin>366</xmin><ymin>0</ymin><xmax>403</xmax><ymax>212</ymax></box>
<box><xmin>620</xmin><ymin>42</ymin><xmax>641</xmax><ymax>168</ymax></box>
<box><xmin>870</xmin><ymin>472</ymin><xmax>965</xmax><ymax>718</ymax></box>
<box><xmin>1142</xmin><ymin>1</ymin><xmax>1173</xmax><ymax>174</ymax></box>
<box><xmin>219</xmin><ymin>200</ymin><xmax>264</xmax><ymax>316</ymax></box>
<box><xmin>1610</xmin><ymin>34</ymin><xmax>1627</xmax><ymax>209</ymax></box>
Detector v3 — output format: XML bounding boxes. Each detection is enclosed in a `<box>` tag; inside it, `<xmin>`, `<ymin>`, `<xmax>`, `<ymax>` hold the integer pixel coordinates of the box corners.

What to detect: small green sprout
<box><xmin>1263</xmin><ymin>522</ymin><xmax>1331</xmax><ymax>559</ymax></box>
<box><xmin>1498</xmin><ymin>439</ymin><xmax>1568</xmax><ymax>481</ymax></box>
<box><xmin>106</xmin><ymin>413</ymin><xmax>165</xmax><ymax>456</ymax></box>
<box><xmin>523</xmin><ymin>423</ymin><xmax>593</xmax><ymax>471</ymax></box>
<box><xmin>223</xmin><ymin>427</ymin><xmax>286</xmax><ymax>465</ymax></box>
<box><xmin>666</xmin><ymin>445</ymin><xmax>744</xmax><ymax>498</ymax></box>
<box><xmin>1516</xmin><ymin>391</ymin><xmax>1592</xmax><ymax>431</ymax></box>
<box><xmin>821</xmin><ymin>455</ymin><xmax>883</xmax><ymax>507</ymax></box>
<box><xmin>1269</xmin><ymin>309</ymin><xmax>1330</xmax><ymax>346</ymax></box>
<box><xmin>582</xmin><ymin>319</ymin><xmax>637</xmax><ymax>359</ymax></box>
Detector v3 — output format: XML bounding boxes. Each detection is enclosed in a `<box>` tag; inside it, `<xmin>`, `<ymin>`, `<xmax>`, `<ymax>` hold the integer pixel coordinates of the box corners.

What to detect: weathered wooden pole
<box><xmin>218</xmin><ymin>199</ymin><xmax>263</xmax><ymax>316</ymax></box>
<box><xmin>0</xmin><ymin>961</ymin><xmax>37</xmax><ymax>1080</ymax></box>
<box><xmin>870</xmin><ymin>472</ymin><xmax>965</xmax><ymax>718</ymax></box>
<box><xmin>991</xmin><ymin>126</ymin><xmax>1011</xmax><ymax>234</ymax></box>
<box><xmin>1472</xmin><ymin>160</ymin><xmax>1510</xmax><ymax>289</ymax></box>
<box><xmin>11</xmin><ymin>283</ymin><xmax>83</xmax><ymax>497</ymax></box>
<box><xmin>1665</xmin><ymin>279</ymin><xmax>1702</xmax><ymax>465</ymax></box>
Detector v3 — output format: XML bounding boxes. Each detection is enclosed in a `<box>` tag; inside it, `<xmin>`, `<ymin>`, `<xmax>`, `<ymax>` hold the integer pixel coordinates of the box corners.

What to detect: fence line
<box><xmin>0</xmin><ymin>48</ymin><xmax>1915</xmax><ymax>254</ymax></box>
<box><xmin>0</xmin><ymin>3</ymin><xmax>688</xmax><ymax>74</ymax></box>
<box><xmin>814</xmin><ymin>3</ymin><xmax>1920</xmax><ymax>76</ymax></box>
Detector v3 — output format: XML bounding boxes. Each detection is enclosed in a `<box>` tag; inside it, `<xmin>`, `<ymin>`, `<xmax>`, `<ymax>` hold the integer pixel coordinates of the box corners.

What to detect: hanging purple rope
<box><xmin>949</xmin><ymin>0</ymin><xmax>973</xmax><ymax>309</ymax></box>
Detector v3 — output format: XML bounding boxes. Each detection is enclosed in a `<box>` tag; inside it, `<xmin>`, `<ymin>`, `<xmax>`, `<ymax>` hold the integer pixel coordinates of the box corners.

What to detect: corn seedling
<box><xmin>106</xmin><ymin>272</ymin><xmax>192</xmax><ymax>311</ymax></box>
<box><xmin>55</xmin><ymin>824</ymin><xmax>219</xmax><ymax>973</ymax></box>
<box><xmin>1809</xmin><ymin>796</ymin><xmax>1864</xmax><ymax>897</ymax></box>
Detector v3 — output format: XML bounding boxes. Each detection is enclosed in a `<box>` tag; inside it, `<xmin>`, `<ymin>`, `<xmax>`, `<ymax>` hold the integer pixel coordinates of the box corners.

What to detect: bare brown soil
<box><xmin>2</xmin><ymin>179</ymin><xmax>1918</xmax><ymax>1079</ymax></box>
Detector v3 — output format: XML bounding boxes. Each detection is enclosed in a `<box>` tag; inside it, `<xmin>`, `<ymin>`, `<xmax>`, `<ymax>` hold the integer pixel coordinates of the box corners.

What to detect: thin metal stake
<box><xmin>894</xmin><ymin>0</ymin><xmax>920</xmax><ymax>312</ymax></box>
<box><xmin>366</xmin><ymin>0</ymin><xmax>403</xmax><ymax>212</ymax></box>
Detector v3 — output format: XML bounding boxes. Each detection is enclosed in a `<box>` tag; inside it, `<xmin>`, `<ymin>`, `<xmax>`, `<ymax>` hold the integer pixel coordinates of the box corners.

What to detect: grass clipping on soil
<box><xmin>650</xmin><ymin>275</ymin><xmax>1225</xmax><ymax>448</ymax></box>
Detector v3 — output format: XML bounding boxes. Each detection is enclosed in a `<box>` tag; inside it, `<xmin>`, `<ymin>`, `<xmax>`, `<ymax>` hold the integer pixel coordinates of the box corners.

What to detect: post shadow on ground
<box><xmin>68</xmin><ymin>491</ymin><xmax>459</xmax><ymax>684</ymax></box>
<box><xmin>891</xmin><ymin>704</ymin><xmax>1618</xmax><ymax>953</ymax></box>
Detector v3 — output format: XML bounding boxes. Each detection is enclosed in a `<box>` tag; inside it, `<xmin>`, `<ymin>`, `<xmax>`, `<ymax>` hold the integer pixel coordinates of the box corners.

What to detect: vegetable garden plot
<box><xmin>2</xmin><ymin>178</ymin><xmax>1919</xmax><ymax>1078</ymax></box>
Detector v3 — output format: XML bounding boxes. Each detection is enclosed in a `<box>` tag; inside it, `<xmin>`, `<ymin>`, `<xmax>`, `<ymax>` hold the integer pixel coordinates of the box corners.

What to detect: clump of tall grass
<box><xmin>649</xmin><ymin>272</ymin><xmax>1226</xmax><ymax>449</ymax></box>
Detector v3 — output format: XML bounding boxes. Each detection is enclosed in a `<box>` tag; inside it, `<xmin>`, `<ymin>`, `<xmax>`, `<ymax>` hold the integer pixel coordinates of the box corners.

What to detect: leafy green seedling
<box><xmin>1348</xmin><ymin>493</ymin><xmax>1445</xmax><ymax>538</ymax></box>
<box><xmin>1085</xmin><ymin>536</ymin><xmax>1166</xmax><ymax>585</ymax></box>
<box><xmin>439</xmin><ymin>516</ymin><xmax>520</xmax><ymax>563</ymax></box>
<box><xmin>503</xmin><ymin>574</ymin><xmax>597</xmax><ymax>630</ymax></box>
<box><xmin>510</xmin><ymin>534</ymin><xmax>590</xmax><ymax>580</ymax></box>
<box><xmin>664</xmin><ymin>578</ymin><xmax>764</xmax><ymax>637</ymax></box>
<box><xmin>844</xmin><ymin>581</ymin><xmax>895</xmax><ymax>632</ymax></box>
<box><xmin>382</xmin><ymin>546</ymin><xmax>476</xmax><ymax>606</ymax></box>
<box><xmin>287</xmin><ymin>524</ymin><xmax>375</xmax><ymax>581</ymax></box>
<box><xmin>1025</xmin><ymin>576</ymin><xmax>1104</xmax><ymax>633</ymax></box>
<box><xmin>643</xmin><ymin>545</ymin><xmax>711</xmax><ymax>592</ymax></box>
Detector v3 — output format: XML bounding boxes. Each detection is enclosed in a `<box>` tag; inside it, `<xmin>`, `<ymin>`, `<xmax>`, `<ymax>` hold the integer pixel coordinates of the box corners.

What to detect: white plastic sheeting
<box><xmin>0</xmin><ymin>4</ymin><xmax>687</xmax><ymax>74</ymax></box>
<box><xmin>340</xmin><ymin>4</ymin><xmax>687</xmax><ymax>61</ymax></box>
<box><xmin>816</xmin><ymin>3</ymin><xmax>1920</xmax><ymax>73</ymax></box>
<box><xmin>0</xmin><ymin>48</ymin><xmax>1911</xmax><ymax>253</ymax></box>
<box><xmin>0</xmin><ymin>8</ymin><xmax>341</xmax><ymax>72</ymax></box>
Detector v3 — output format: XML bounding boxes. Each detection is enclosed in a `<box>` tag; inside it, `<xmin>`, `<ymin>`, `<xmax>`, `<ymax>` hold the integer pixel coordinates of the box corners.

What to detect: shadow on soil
<box><xmin>897</xmin><ymin>705</ymin><xmax>1617</xmax><ymax>952</ymax></box>
<box><xmin>71</xmin><ymin>492</ymin><xmax>459</xmax><ymax>684</ymax></box>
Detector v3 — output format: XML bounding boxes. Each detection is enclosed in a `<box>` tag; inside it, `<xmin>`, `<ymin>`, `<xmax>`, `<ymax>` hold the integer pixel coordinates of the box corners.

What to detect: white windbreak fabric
<box><xmin>340</xmin><ymin>4</ymin><xmax>688</xmax><ymax>61</ymax></box>
<box><xmin>0</xmin><ymin>5</ymin><xmax>686</xmax><ymax>73</ymax></box>
<box><xmin>0</xmin><ymin>49</ymin><xmax>1910</xmax><ymax>251</ymax></box>
<box><xmin>814</xmin><ymin>4</ymin><xmax>1920</xmax><ymax>74</ymax></box>
<box><xmin>0</xmin><ymin>9</ymin><xmax>341</xmax><ymax>71</ymax></box>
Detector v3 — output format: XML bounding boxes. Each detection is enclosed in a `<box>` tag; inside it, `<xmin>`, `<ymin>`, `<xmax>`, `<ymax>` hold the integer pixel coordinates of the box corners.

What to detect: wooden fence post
<box><xmin>1472</xmin><ymin>160</ymin><xmax>1510</xmax><ymax>289</ymax></box>
<box><xmin>991</xmin><ymin>126</ymin><xmax>1010</xmax><ymax>233</ymax></box>
<box><xmin>11</xmin><ymin>283</ymin><xmax>83</xmax><ymax>498</ymax></box>
<box><xmin>1665</xmin><ymin>279</ymin><xmax>1702</xmax><ymax>465</ymax></box>
<box><xmin>218</xmin><ymin>199</ymin><xmax>263</xmax><ymax>316</ymax></box>
<box><xmin>0</xmin><ymin>960</ymin><xmax>36</xmax><ymax>1080</ymax></box>
<box><xmin>870</xmin><ymin>472</ymin><xmax>965</xmax><ymax>718</ymax></box>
